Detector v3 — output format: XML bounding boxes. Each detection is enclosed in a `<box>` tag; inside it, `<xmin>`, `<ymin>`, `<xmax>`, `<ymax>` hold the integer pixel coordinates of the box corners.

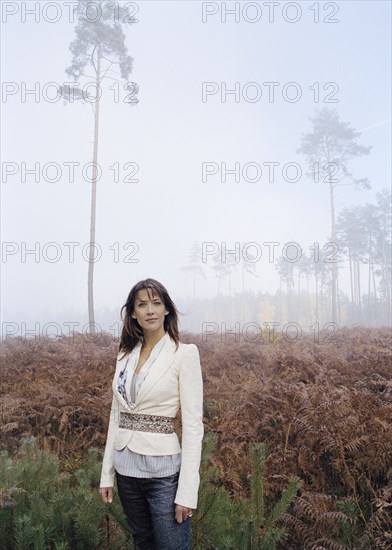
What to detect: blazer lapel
<box><xmin>135</xmin><ymin>335</ymin><xmax>177</xmax><ymax>405</ymax></box>
<box><xmin>112</xmin><ymin>334</ymin><xmax>177</xmax><ymax>410</ymax></box>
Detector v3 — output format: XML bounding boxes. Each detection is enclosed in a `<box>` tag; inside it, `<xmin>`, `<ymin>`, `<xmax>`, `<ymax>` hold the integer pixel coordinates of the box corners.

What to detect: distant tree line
<box><xmin>180</xmin><ymin>188</ymin><xmax>391</xmax><ymax>331</ymax></box>
<box><xmin>180</xmin><ymin>106</ymin><xmax>390</xmax><ymax>331</ymax></box>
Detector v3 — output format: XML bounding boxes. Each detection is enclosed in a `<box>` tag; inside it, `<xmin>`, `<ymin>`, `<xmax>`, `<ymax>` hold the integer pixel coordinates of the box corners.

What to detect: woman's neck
<box><xmin>141</xmin><ymin>329</ymin><xmax>166</xmax><ymax>350</ymax></box>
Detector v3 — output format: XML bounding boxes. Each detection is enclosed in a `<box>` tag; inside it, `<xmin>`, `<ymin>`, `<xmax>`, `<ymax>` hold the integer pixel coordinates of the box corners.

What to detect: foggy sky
<box><xmin>1</xmin><ymin>0</ymin><xmax>391</xmax><ymax>335</ymax></box>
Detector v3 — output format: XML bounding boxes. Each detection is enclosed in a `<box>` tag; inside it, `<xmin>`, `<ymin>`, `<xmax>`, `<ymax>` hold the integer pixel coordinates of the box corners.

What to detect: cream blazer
<box><xmin>99</xmin><ymin>334</ymin><xmax>204</xmax><ymax>509</ymax></box>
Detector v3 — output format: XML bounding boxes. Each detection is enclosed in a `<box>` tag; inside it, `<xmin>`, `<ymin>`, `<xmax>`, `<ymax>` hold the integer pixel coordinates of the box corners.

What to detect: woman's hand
<box><xmin>175</xmin><ymin>503</ymin><xmax>194</xmax><ymax>523</ymax></box>
<box><xmin>99</xmin><ymin>487</ymin><xmax>114</xmax><ymax>504</ymax></box>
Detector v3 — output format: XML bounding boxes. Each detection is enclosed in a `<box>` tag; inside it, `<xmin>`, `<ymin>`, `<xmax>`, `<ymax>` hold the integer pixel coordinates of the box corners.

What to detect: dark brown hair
<box><xmin>118</xmin><ymin>278</ymin><xmax>180</xmax><ymax>359</ymax></box>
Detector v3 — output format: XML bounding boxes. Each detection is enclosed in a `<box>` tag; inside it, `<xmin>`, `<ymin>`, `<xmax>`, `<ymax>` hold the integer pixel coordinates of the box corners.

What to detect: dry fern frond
<box><xmin>318</xmin><ymin>510</ymin><xmax>356</xmax><ymax>529</ymax></box>
<box><xmin>278</xmin><ymin>512</ymin><xmax>314</xmax><ymax>542</ymax></box>
<box><xmin>309</xmin><ymin>540</ymin><xmax>347</xmax><ymax>550</ymax></box>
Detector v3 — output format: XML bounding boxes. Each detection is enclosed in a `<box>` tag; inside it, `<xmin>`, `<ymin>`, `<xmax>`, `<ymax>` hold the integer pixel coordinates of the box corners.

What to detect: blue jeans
<box><xmin>115</xmin><ymin>470</ymin><xmax>191</xmax><ymax>550</ymax></box>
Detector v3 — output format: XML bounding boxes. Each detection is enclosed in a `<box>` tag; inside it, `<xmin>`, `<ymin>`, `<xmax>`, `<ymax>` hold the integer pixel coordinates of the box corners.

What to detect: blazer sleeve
<box><xmin>99</xmin><ymin>393</ymin><xmax>120</xmax><ymax>488</ymax></box>
<box><xmin>174</xmin><ymin>343</ymin><xmax>204</xmax><ymax>509</ymax></box>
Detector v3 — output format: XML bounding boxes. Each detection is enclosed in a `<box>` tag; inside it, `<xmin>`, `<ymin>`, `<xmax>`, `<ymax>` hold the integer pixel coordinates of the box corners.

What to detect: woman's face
<box><xmin>131</xmin><ymin>288</ymin><xmax>169</xmax><ymax>336</ymax></box>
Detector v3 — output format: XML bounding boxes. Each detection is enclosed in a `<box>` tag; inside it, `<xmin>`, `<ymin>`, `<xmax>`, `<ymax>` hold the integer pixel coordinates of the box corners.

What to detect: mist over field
<box><xmin>2</xmin><ymin>0</ymin><xmax>390</xmax><ymax>339</ymax></box>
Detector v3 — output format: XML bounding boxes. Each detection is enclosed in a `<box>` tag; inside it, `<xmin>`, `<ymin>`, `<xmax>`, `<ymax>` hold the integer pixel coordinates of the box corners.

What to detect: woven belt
<box><xmin>119</xmin><ymin>412</ymin><xmax>175</xmax><ymax>434</ymax></box>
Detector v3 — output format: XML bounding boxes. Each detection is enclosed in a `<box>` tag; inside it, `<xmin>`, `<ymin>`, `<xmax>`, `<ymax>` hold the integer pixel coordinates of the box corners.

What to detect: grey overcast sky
<box><xmin>1</xmin><ymin>0</ymin><xmax>391</xmax><ymax>333</ymax></box>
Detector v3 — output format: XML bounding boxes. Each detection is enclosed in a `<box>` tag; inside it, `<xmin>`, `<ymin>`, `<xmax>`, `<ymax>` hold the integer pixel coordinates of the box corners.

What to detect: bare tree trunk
<box><xmin>368</xmin><ymin>238</ymin><xmax>372</xmax><ymax>324</ymax></box>
<box><xmin>288</xmin><ymin>279</ymin><xmax>294</xmax><ymax>323</ymax></box>
<box><xmin>279</xmin><ymin>277</ymin><xmax>282</xmax><ymax>324</ymax></box>
<box><xmin>372</xmin><ymin>260</ymin><xmax>378</xmax><ymax>324</ymax></box>
<box><xmin>87</xmin><ymin>45</ymin><xmax>101</xmax><ymax>335</ymax></box>
<box><xmin>297</xmin><ymin>269</ymin><xmax>301</xmax><ymax>322</ymax></box>
<box><xmin>329</xmin><ymin>176</ymin><xmax>337</xmax><ymax>323</ymax></box>
<box><xmin>306</xmin><ymin>274</ymin><xmax>311</xmax><ymax>325</ymax></box>
<box><xmin>353</xmin><ymin>257</ymin><xmax>358</xmax><ymax>322</ymax></box>
<box><xmin>382</xmin><ymin>211</ymin><xmax>391</xmax><ymax>302</ymax></box>
<box><xmin>217</xmin><ymin>271</ymin><xmax>222</xmax><ymax>296</ymax></box>
<box><xmin>381</xmin><ymin>244</ymin><xmax>391</xmax><ymax>324</ymax></box>
<box><xmin>320</xmin><ymin>277</ymin><xmax>324</xmax><ymax>324</ymax></box>
<box><xmin>336</xmin><ymin>270</ymin><xmax>341</xmax><ymax>325</ymax></box>
<box><xmin>357</xmin><ymin>258</ymin><xmax>362</xmax><ymax>320</ymax></box>
<box><xmin>348</xmin><ymin>248</ymin><xmax>354</xmax><ymax>305</ymax></box>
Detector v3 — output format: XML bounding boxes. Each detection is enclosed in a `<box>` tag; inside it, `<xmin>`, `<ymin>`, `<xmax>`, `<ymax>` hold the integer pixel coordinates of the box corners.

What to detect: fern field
<box><xmin>1</xmin><ymin>327</ymin><xmax>391</xmax><ymax>549</ymax></box>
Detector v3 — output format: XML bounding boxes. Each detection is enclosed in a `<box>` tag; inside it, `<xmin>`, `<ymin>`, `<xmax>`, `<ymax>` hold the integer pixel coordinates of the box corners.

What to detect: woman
<box><xmin>99</xmin><ymin>278</ymin><xmax>204</xmax><ymax>550</ymax></box>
